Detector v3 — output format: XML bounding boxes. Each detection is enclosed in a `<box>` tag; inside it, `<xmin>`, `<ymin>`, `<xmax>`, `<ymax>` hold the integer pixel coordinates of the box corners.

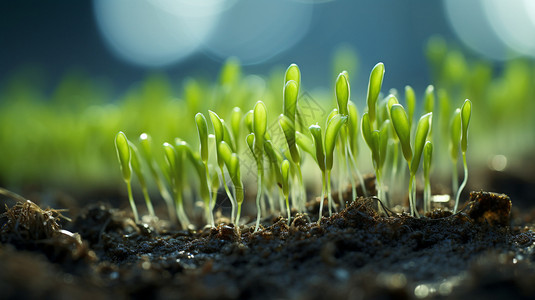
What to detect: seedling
<box><xmin>218</xmin><ymin>141</ymin><xmax>244</xmax><ymax>226</ymax></box>
<box><xmin>180</xmin><ymin>139</ymin><xmax>213</xmax><ymax>226</ymax></box>
<box><xmin>366</xmin><ymin>62</ymin><xmax>385</xmax><ymax>127</ymax></box>
<box><xmin>347</xmin><ymin>101</ymin><xmax>367</xmax><ymax>197</ymax></box>
<box><xmin>335</xmin><ymin>72</ymin><xmax>365</xmax><ymax>202</ymax></box>
<box><xmin>310</xmin><ymin>113</ymin><xmax>347</xmax><ymax>222</ymax></box>
<box><xmin>423</xmin><ymin>141</ymin><xmax>433</xmax><ymax>212</ymax></box>
<box><xmin>209</xmin><ymin>110</ymin><xmax>237</xmax><ymax>223</ymax></box>
<box><xmin>114</xmin><ymin>131</ymin><xmax>139</xmax><ymax>222</ymax></box>
<box><xmin>449</xmin><ymin>108</ymin><xmax>462</xmax><ymax>198</ymax></box>
<box><xmin>390</xmin><ymin>103</ymin><xmax>432</xmax><ymax>216</ymax></box>
<box><xmin>252</xmin><ymin>100</ymin><xmax>267</xmax><ymax>232</ymax></box>
<box><xmin>139</xmin><ymin>133</ymin><xmax>175</xmax><ymax>221</ymax></box>
<box><xmin>280</xmin><ymin>75</ymin><xmax>306</xmax><ymax>211</ymax></box>
<box><xmin>163</xmin><ymin>141</ymin><xmax>191</xmax><ymax>229</ymax></box>
<box><xmin>361</xmin><ymin>113</ymin><xmax>389</xmax><ymax>204</ymax></box>
<box><xmin>279</xmin><ymin>114</ymin><xmax>305</xmax><ymax>212</ymax></box>
<box><xmin>129</xmin><ymin>142</ymin><xmax>155</xmax><ymax>217</ymax></box>
<box><xmin>454</xmin><ymin>99</ymin><xmax>472</xmax><ymax>213</ymax></box>
<box><xmin>281</xmin><ymin>159</ymin><xmax>291</xmax><ymax>225</ymax></box>
<box><xmin>195</xmin><ymin>113</ymin><xmax>215</xmax><ymax>226</ymax></box>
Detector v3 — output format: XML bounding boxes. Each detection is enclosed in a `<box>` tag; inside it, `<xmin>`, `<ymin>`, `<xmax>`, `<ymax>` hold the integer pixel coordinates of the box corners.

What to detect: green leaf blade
<box><xmin>449</xmin><ymin>108</ymin><xmax>462</xmax><ymax>161</ymax></box>
<box><xmin>390</xmin><ymin>104</ymin><xmax>412</xmax><ymax>162</ymax></box>
<box><xmin>410</xmin><ymin>112</ymin><xmax>432</xmax><ymax>175</ymax></box>
<box><xmin>460</xmin><ymin>99</ymin><xmax>472</xmax><ymax>152</ymax></box>
<box><xmin>324</xmin><ymin>114</ymin><xmax>347</xmax><ymax>170</ymax></box>
<box><xmin>335</xmin><ymin>72</ymin><xmax>350</xmax><ymax>116</ymax></box>
<box><xmin>195</xmin><ymin>113</ymin><xmax>209</xmax><ymax>163</ymax></box>
<box><xmin>115</xmin><ymin>131</ymin><xmax>131</xmax><ymax>181</ymax></box>
<box><xmin>309</xmin><ymin>124</ymin><xmax>325</xmax><ymax>172</ymax></box>
<box><xmin>366</xmin><ymin>62</ymin><xmax>385</xmax><ymax>125</ymax></box>
<box><xmin>283</xmin><ymin>80</ymin><xmax>299</xmax><ymax>126</ymax></box>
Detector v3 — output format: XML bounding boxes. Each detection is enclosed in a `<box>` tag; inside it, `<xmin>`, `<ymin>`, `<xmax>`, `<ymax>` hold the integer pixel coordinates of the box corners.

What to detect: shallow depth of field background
<box><xmin>1</xmin><ymin>0</ymin><xmax>534</xmax><ymax>198</ymax></box>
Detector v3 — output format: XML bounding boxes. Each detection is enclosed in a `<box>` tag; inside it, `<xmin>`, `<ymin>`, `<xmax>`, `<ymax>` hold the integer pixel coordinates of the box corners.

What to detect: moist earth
<box><xmin>1</xmin><ymin>190</ymin><xmax>535</xmax><ymax>300</ymax></box>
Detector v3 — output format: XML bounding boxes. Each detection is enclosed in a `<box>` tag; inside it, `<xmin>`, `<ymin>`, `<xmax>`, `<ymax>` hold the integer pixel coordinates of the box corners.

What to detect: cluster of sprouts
<box><xmin>114</xmin><ymin>62</ymin><xmax>472</xmax><ymax>230</ymax></box>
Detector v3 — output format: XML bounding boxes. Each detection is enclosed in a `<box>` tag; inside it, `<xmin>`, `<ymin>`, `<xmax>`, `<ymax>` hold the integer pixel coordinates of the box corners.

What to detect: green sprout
<box><xmin>195</xmin><ymin>113</ymin><xmax>215</xmax><ymax>226</ymax></box>
<box><xmin>335</xmin><ymin>72</ymin><xmax>366</xmax><ymax>202</ymax></box>
<box><xmin>390</xmin><ymin>103</ymin><xmax>432</xmax><ymax>216</ymax></box>
<box><xmin>280</xmin><ymin>71</ymin><xmax>306</xmax><ymax>212</ymax></box>
<box><xmin>129</xmin><ymin>142</ymin><xmax>155</xmax><ymax>218</ymax></box>
<box><xmin>449</xmin><ymin>108</ymin><xmax>462</xmax><ymax>199</ymax></box>
<box><xmin>264</xmin><ymin>139</ymin><xmax>288</xmax><ymax>218</ymax></box>
<box><xmin>209</xmin><ymin>110</ymin><xmax>237</xmax><ymax>224</ymax></box>
<box><xmin>454</xmin><ymin>99</ymin><xmax>472</xmax><ymax>213</ymax></box>
<box><xmin>218</xmin><ymin>141</ymin><xmax>244</xmax><ymax>226</ymax></box>
<box><xmin>423</xmin><ymin>141</ymin><xmax>433</xmax><ymax>213</ymax></box>
<box><xmin>366</xmin><ymin>62</ymin><xmax>385</xmax><ymax>127</ymax></box>
<box><xmin>114</xmin><ymin>131</ymin><xmax>139</xmax><ymax>223</ymax></box>
<box><xmin>385</xmin><ymin>94</ymin><xmax>401</xmax><ymax>205</ymax></box>
<box><xmin>309</xmin><ymin>124</ymin><xmax>326</xmax><ymax>220</ymax></box>
<box><xmin>139</xmin><ymin>133</ymin><xmax>175</xmax><ymax>221</ymax></box>
<box><xmin>163</xmin><ymin>141</ymin><xmax>191</xmax><ymax>229</ymax></box>
<box><xmin>180</xmin><ymin>139</ymin><xmax>213</xmax><ymax>226</ymax></box>
<box><xmin>310</xmin><ymin>113</ymin><xmax>347</xmax><ymax>222</ymax></box>
<box><xmin>410</xmin><ymin>112</ymin><xmax>432</xmax><ymax>217</ymax></box>
<box><xmin>281</xmin><ymin>159</ymin><xmax>291</xmax><ymax>225</ymax></box>
<box><xmin>361</xmin><ymin>113</ymin><xmax>389</xmax><ymax>204</ymax></box>
<box><xmin>252</xmin><ymin>100</ymin><xmax>267</xmax><ymax>232</ymax></box>
<box><xmin>347</xmin><ymin>101</ymin><xmax>367</xmax><ymax>197</ymax></box>
<box><xmin>279</xmin><ymin>114</ymin><xmax>305</xmax><ymax>212</ymax></box>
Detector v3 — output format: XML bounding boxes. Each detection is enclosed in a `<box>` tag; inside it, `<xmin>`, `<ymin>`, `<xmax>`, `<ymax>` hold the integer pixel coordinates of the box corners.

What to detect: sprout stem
<box><xmin>285</xmin><ymin>193</ymin><xmax>291</xmax><ymax>226</ymax></box>
<box><xmin>155</xmin><ymin>176</ymin><xmax>176</xmax><ymax>222</ymax></box>
<box><xmin>236</xmin><ymin>204</ymin><xmax>242</xmax><ymax>228</ymax></box>
<box><xmin>423</xmin><ymin>177</ymin><xmax>431</xmax><ymax>213</ymax></box>
<box><xmin>219</xmin><ymin>166</ymin><xmax>236</xmax><ymax>223</ymax></box>
<box><xmin>296</xmin><ymin>164</ymin><xmax>306</xmax><ymax>212</ymax></box>
<box><xmin>205</xmin><ymin>163</ymin><xmax>215</xmax><ymax>227</ymax></box>
<box><xmin>317</xmin><ymin>170</ymin><xmax>326</xmax><ymax>225</ymax></box>
<box><xmin>454</xmin><ymin>152</ymin><xmax>468</xmax><ymax>213</ymax></box>
<box><xmin>451</xmin><ymin>160</ymin><xmax>459</xmax><ymax>198</ymax></box>
<box><xmin>126</xmin><ymin>181</ymin><xmax>139</xmax><ymax>223</ymax></box>
<box><xmin>344</xmin><ymin>138</ymin><xmax>357</xmax><ymax>201</ymax></box>
<box><xmin>254</xmin><ymin>166</ymin><xmax>264</xmax><ymax>232</ymax></box>
<box><xmin>175</xmin><ymin>191</ymin><xmax>190</xmax><ymax>229</ymax></box>
<box><xmin>326</xmin><ymin>169</ymin><xmax>334</xmax><ymax>216</ymax></box>
<box><xmin>389</xmin><ymin>142</ymin><xmax>399</xmax><ymax>204</ymax></box>
<box><xmin>408</xmin><ymin>174</ymin><xmax>419</xmax><ymax>217</ymax></box>
<box><xmin>141</xmin><ymin>187</ymin><xmax>155</xmax><ymax>217</ymax></box>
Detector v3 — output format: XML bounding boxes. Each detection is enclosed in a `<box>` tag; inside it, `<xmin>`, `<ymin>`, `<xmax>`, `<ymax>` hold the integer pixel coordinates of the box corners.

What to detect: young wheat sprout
<box><xmin>139</xmin><ymin>133</ymin><xmax>175</xmax><ymax>222</ymax></box>
<box><xmin>115</xmin><ymin>131</ymin><xmax>139</xmax><ymax>222</ymax></box>
<box><xmin>129</xmin><ymin>142</ymin><xmax>155</xmax><ymax>218</ymax></box>
<box><xmin>454</xmin><ymin>99</ymin><xmax>472</xmax><ymax>213</ymax></box>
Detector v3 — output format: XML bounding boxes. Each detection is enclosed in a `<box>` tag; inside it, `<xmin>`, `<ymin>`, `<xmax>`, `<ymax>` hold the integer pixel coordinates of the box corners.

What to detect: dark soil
<box><xmin>1</xmin><ymin>188</ymin><xmax>535</xmax><ymax>300</ymax></box>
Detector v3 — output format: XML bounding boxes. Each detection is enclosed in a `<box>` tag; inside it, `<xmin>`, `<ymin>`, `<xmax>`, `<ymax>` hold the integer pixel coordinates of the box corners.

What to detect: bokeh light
<box><xmin>444</xmin><ymin>0</ymin><xmax>535</xmax><ymax>61</ymax></box>
<box><xmin>201</xmin><ymin>0</ymin><xmax>313</xmax><ymax>65</ymax></box>
<box><xmin>93</xmin><ymin>0</ymin><xmax>223</xmax><ymax>67</ymax></box>
<box><xmin>93</xmin><ymin>0</ymin><xmax>313</xmax><ymax>68</ymax></box>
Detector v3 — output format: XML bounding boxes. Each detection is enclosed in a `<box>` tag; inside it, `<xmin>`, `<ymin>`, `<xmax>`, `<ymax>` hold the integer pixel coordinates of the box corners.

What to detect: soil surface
<box><xmin>1</xmin><ymin>188</ymin><xmax>535</xmax><ymax>300</ymax></box>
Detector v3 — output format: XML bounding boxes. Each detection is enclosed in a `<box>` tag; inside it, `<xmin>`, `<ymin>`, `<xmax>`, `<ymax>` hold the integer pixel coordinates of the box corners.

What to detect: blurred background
<box><xmin>1</xmin><ymin>0</ymin><xmax>534</xmax><ymax>206</ymax></box>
